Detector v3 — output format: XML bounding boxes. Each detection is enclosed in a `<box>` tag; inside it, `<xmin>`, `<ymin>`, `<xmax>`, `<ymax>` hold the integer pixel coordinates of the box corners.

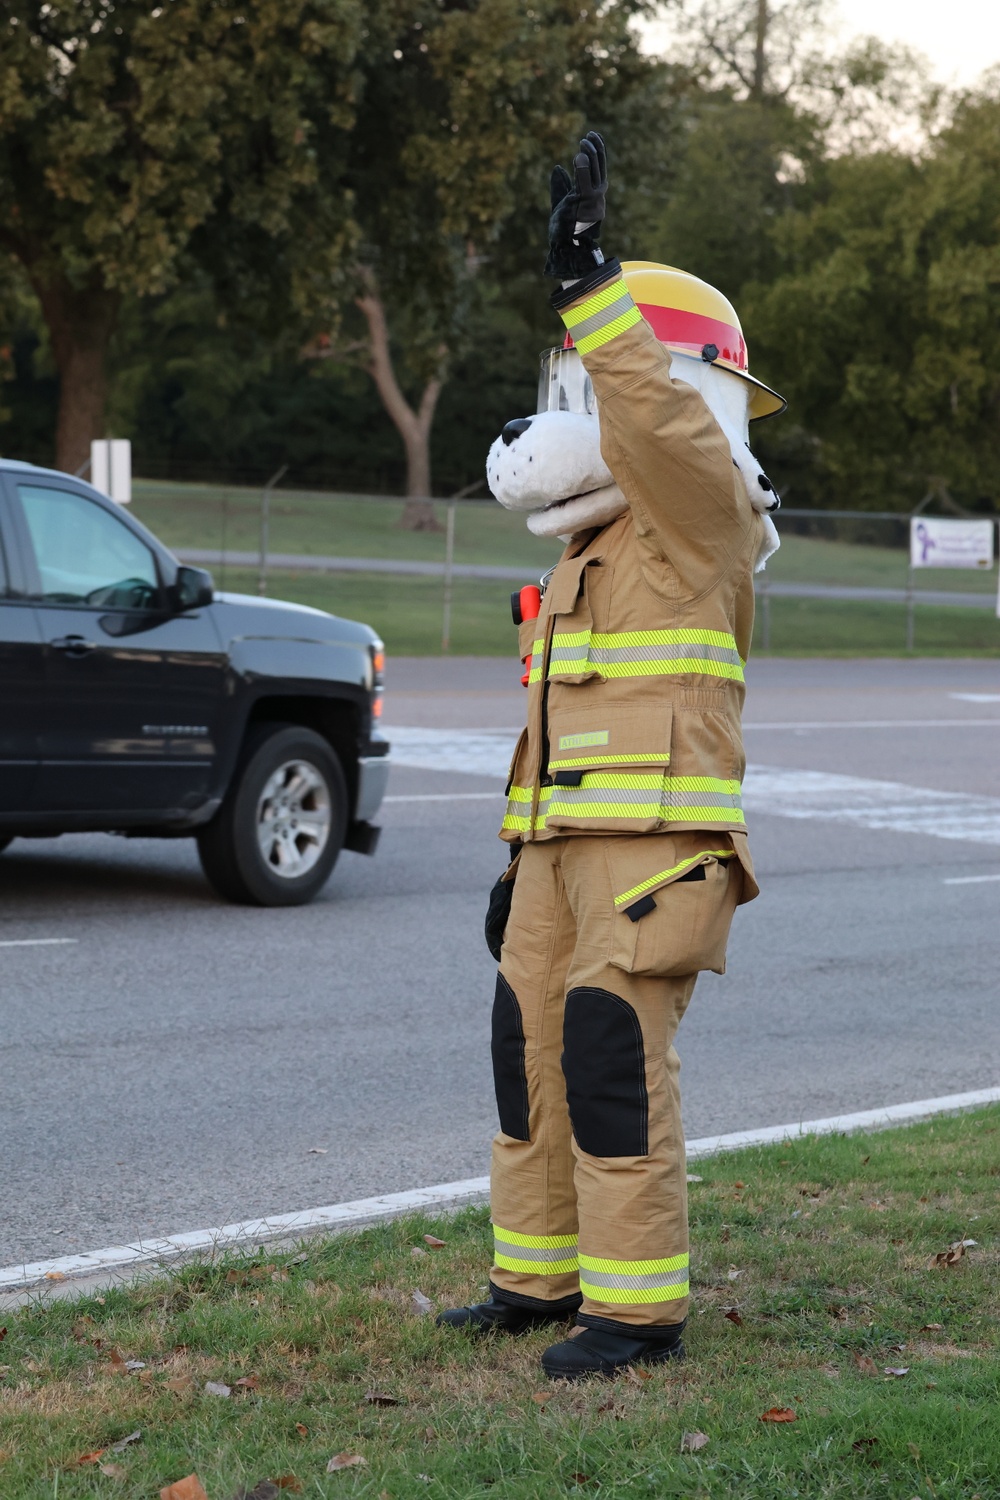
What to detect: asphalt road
<box><xmin>2</xmin><ymin>656</ymin><xmax>999</xmax><ymax>1269</ymax></box>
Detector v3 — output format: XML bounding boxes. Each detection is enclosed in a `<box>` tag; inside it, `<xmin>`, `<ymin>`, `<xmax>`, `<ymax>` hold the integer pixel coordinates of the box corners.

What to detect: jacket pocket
<box><xmin>605</xmin><ymin>835</ymin><xmax>740</xmax><ymax>976</ymax></box>
<box><xmin>546</xmin><ymin>559</ymin><xmax>610</xmax><ymax>686</ymax></box>
<box><xmin>543</xmin><ymin>702</ymin><xmax>673</xmax><ymax>833</ymax></box>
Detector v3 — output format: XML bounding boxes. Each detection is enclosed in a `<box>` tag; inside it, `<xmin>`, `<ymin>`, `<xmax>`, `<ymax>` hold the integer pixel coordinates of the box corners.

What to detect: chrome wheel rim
<box><xmin>256</xmin><ymin>758</ymin><xmax>331</xmax><ymax>879</ymax></box>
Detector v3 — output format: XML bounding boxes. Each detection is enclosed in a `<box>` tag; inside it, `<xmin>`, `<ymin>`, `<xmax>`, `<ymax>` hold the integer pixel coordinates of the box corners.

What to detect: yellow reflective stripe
<box><xmin>562</xmin><ymin>277</ymin><xmax>632</xmax><ymax>327</ymax></box>
<box><xmin>528</xmin><ymin>665</ymin><xmax>543</xmax><ymax>684</ymax></box>
<box><xmin>501</xmin><ymin>813</ymin><xmax>532</xmax><ymax>831</ymax></box>
<box><xmin>550</xmin><ymin>629</ymin><xmax>592</xmax><ymax>647</ymax></box>
<box><xmin>495</xmin><ymin>1252</ymin><xmax>580</xmax><ymax>1274</ymax></box>
<box><xmin>548</xmin><ymin>753</ymin><xmax>668</xmax><ymax>769</ymax></box>
<box><xmin>578</xmin><ymin>1253</ymin><xmax>688</xmax><ymax>1274</ymax></box>
<box><xmin>550</xmin><ymin>659</ymin><xmax>744</xmax><ymax>681</ymax></box>
<box><xmin>578</xmin><ymin>1279</ymin><xmax>689</xmax><ymax>1304</ymax></box>
<box><xmin>592</xmin><ymin>629</ymin><xmax>739</xmax><ymax>649</ymax></box>
<box><xmin>614</xmin><ymin>851</ymin><xmax>734</xmax><ymax>906</ymax></box>
<box><xmin>493</xmin><ymin>1226</ymin><xmax>578</xmax><ymax>1249</ymax></box>
<box><xmin>531</xmin><ymin>638</ymin><xmax>545</xmax><ymax>655</ymax></box>
<box><xmin>575</xmin><ymin>305</ymin><xmax>642</xmax><ymax>354</ymax></box>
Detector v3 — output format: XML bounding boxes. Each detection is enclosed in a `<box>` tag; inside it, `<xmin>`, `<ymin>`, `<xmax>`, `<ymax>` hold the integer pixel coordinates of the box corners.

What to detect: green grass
<box><xmin>3</xmin><ymin>1107</ymin><xmax>999</xmax><ymax>1498</ymax></box>
<box><xmin>130</xmin><ymin>481</ymin><xmax>560</xmax><ymax>572</ymax></box>
<box><xmin>216</xmin><ymin>568</ymin><xmax>1000</xmax><ymax>659</ymax></box>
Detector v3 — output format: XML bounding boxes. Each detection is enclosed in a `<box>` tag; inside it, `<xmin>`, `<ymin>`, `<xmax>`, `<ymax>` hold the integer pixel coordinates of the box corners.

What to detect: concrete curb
<box><xmin>2</xmin><ymin>1086</ymin><xmax>997</xmax><ymax>1306</ymax></box>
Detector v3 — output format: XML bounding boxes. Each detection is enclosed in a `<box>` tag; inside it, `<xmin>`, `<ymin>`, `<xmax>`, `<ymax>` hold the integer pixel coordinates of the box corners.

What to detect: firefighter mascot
<box><xmin>438</xmin><ymin>133</ymin><xmax>784</xmax><ymax>1379</ymax></box>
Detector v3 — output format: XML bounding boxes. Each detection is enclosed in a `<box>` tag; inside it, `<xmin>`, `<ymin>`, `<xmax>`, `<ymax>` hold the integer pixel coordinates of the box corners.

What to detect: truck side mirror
<box><xmin>173</xmin><ymin>565</ymin><xmax>214</xmax><ymax>612</ymax></box>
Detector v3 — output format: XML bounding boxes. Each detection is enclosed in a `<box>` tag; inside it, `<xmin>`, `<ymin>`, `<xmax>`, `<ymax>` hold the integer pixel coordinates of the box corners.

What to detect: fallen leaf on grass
<box><xmin>205</xmin><ymin>1380</ymin><xmax>232</xmax><ymax>1398</ymax></box>
<box><xmin>294</xmin><ymin>1423</ymin><xmax>309</xmax><ymax>1437</ymax></box>
<box><xmin>124</xmin><ymin>1360</ymin><xmax>146</xmax><ymax>1372</ymax></box>
<box><xmin>931</xmin><ymin>1240</ymin><xmax>974</xmax><ymax>1268</ymax></box>
<box><xmin>272</xmin><ymin>1482</ymin><xmax>303</xmax><ymax>1495</ymax></box>
<box><xmin>921</xmin><ymin>1323</ymin><xmax>944</xmax><ymax>1332</ymax></box>
<box><xmin>76</xmin><ymin>1450</ymin><xmax>108</xmax><ymax>1466</ymax></box>
<box><xmin>327</xmin><ymin>1453</ymin><xmax>367</xmax><ymax>1472</ymax></box>
<box><xmin>625</xmin><ymin>1365</ymin><xmax>652</xmax><ymax>1385</ymax></box>
<box><xmin>852</xmin><ymin>1437</ymin><xmax>879</xmax><ymax>1452</ymax></box>
<box><xmin>726</xmin><ymin>1268</ymin><xmax>744</xmax><ymax>1281</ymax></box>
<box><xmin>166</xmin><ymin>1376</ymin><xmax>194</xmax><ymax>1397</ymax></box>
<box><xmin>759</xmin><ymin>1408</ymin><xmax>797</xmax><ymax>1423</ymax></box>
<box><xmin>530</xmin><ymin>1392</ymin><xmax>549</xmax><ymax>1406</ymax></box>
<box><xmin>44</xmin><ymin>1271</ymin><xmax>66</xmax><ymax>1281</ymax></box>
<box><xmin>686</xmin><ymin>1174</ymin><xmax>703</xmax><ymax>1183</ymax></box>
<box><xmin>853</xmin><ymin>1354</ymin><xmax>879</xmax><ymax>1376</ymax></box>
<box><xmin>423</xmin><ymin>1235</ymin><xmax>446</xmax><ymax>1249</ymax></box>
<box><xmin>110</xmin><ymin>1432</ymin><xmax>141</xmax><ymax>1452</ymax></box>
<box><xmin>234</xmin><ymin>1375</ymin><xmax>260</xmax><ymax>1391</ymax></box>
<box><xmin>99</xmin><ymin>1463</ymin><xmax>128</xmax><ymax>1480</ymax></box>
<box><xmin>569</xmin><ymin>1473</ymin><xmax>591</xmax><ymax>1486</ymax></box>
<box><xmin>0</xmin><ymin>1328</ymin><xmax>6</xmax><ymax>1341</ymax></box>
<box><xmin>160</xmin><ymin>1477</ymin><xmax>209</xmax><ymax>1500</ymax></box>
<box><xmin>107</xmin><ymin>1347</ymin><xmax>126</xmax><ymax>1371</ymax></box>
<box><xmin>411</xmin><ymin>1290</ymin><xmax>433</xmax><ymax>1316</ymax></box>
<box><xmin>884</xmin><ymin>1367</ymin><xmax>910</xmax><ymax>1377</ymax></box>
<box><xmin>365</xmin><ymin>1390</ymin><xmax>399</xmax><ymax>1406</ymax></box>
<box><xmin>411</xmin><ymin>1246</ymin><xmax>427</xmax><ymax>1258</ymax></box>
<box><xmin>723</xmin><ymin>1309</ymin><xmax>743</xmax><ymax>1326</ymax></box>
<box><xmin>680</xmin><ymin>1432</ymin><xmax>710</xmax><ymax>1453</ymax></box>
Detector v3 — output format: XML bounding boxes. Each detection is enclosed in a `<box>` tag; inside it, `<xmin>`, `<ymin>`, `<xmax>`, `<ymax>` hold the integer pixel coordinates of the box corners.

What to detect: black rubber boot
<box><xmin>541</xmin><ymin>1319</ymin><xmax>686</xmax><ymax>1380</ymax></box>
<box><xmin>436</xmin><ymin>1286</ymin><xmax>582</xmax><ymax>1336</ymax></box>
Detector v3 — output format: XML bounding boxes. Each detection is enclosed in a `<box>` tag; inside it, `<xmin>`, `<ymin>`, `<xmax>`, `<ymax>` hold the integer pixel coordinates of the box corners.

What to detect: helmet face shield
<box><xmin>537</xmin><ymin>347</ymin><xmax>596</xmax><ymax>416</ymax></box>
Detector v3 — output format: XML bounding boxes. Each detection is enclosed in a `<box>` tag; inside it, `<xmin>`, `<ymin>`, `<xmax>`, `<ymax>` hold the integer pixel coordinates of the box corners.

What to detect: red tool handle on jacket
<box><xmin>511</xmin><ymin>585</ymin><xmax>542</xmax><ymax>687</ymax></box>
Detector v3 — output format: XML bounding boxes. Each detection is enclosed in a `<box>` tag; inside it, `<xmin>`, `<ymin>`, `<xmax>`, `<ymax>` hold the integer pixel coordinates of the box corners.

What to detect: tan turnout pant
<box><xmin>490</xmin><ymin>831</ymin><xmax>743</xmax><ymax>1332</ymax></box>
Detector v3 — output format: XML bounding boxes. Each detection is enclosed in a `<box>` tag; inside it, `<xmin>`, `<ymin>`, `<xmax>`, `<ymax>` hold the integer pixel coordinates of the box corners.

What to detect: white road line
<box><xmin>384</xmin><ymin>793</ymin><xmax>503</xmax><ymax>804</ymax></box>
<box><xmin>943</xmin><ymin>873</ymin><xmax>1000</xmax><ymax>885</ymax></box>
<box><xmin>3</xmin><ymin>1086</ymin><xmax>997</xmax><ymax>1296</ymax></box>
<box><xmin>0</xmin><ymin>938</ymin><xmax>77</xmax><ymax>949</ymax></box>
<box><xmin>744</xmin><ymin>718</ymin><xmax>1000</xmax><ymax>730</ymax></box>
<box><xmin>950</xmin><ymin>693</ymin><xmax>1000</xmax><ymax>703</ymax></box>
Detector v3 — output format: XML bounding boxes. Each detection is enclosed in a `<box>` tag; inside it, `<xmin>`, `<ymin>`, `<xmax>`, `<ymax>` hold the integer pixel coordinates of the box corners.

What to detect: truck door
<box><xmin>8</xmin><ymin>476</ymin><xmax>229</xmax><ymax>818</ymax></box>
<box><xmin>0</xmin><ymin>484</ymin><xmax>42</xmax><ymax>813</ymax></box>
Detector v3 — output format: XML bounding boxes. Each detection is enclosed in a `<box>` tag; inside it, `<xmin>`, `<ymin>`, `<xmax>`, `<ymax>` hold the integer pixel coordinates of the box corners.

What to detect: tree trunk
<box><xmin>752</xmin><ymin>0</ymin><xmax>768</xmax><ymax>100</ymax></box>
<box><xmin>355</xmin><ymin>270</ymin><xmax>447</xmax><ymax>532</ymax></box>
<box><xmin>32</xmin><ymin>275</ymin><xmax>121</xmax><ymax>474</ymax></box>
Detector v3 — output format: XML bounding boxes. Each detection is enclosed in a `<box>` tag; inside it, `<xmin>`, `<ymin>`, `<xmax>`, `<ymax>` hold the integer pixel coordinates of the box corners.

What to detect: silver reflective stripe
<box><xmin>493</xmin><ymin>1237</ymin><xmax>577</xmax><ymax>1264</ymax></box>
<box><xmin>587</xmin><ymin>643</ymin><xmax>741</xmax><ymax>667</ymax></box>
<box><xmin>566</xmin><ymin>290</ymin><xmax>636</xmax><ymax>346</ymax></box>
<box><xmin>580</xmin><ymin>1266</ymin><xmax>690</xmax><ymax>1292</ymax></box>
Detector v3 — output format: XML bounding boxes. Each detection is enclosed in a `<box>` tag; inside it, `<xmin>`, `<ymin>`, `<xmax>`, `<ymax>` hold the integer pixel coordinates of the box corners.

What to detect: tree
<box><xmin>308</xmin><ymin>0</ymin><xmax>666</xmax><ymax>527</ymax></box>
<box><xmin>0</xmin><ymin>0</ymin><xmax>368</xmax><ymax>472</ymax></box>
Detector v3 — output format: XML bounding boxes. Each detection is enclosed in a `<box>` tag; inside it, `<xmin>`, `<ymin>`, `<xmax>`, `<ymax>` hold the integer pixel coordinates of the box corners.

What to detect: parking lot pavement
<box><xmin>2</xmin><ymin>657</ymin><xmax>999</xmax><ymax>1269</ymax></box>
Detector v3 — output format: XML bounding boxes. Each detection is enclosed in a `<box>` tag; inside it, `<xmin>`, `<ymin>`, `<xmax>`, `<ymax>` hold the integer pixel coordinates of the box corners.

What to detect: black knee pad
<box><xmin>562</xmin><ymin>987</ymin><xmax>648</xmax><ymax>1157</ymax></box>
<box><xmin>491</xmin><ymin>973</ymin><xmax>530</xmax><ymax>1141</ymax></box>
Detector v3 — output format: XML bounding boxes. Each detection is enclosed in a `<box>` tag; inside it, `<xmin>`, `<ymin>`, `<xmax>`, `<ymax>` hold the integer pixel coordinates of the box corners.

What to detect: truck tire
<box><xmin>197</xmin><ymin>724</ymin><xmax>348</xmax><ymax>906</ymax></box>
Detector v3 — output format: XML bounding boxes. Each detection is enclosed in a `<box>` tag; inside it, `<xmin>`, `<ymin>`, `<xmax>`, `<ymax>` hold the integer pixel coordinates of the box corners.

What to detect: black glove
<box><xmin>485</xmin><ymin>871</ymin><xmax>514</xmax><ymax>962</ymax></box>
<box><xmin>544</xmin><ymin>130</ymin><xmax>608</xmax><ymax>281</ymax></box>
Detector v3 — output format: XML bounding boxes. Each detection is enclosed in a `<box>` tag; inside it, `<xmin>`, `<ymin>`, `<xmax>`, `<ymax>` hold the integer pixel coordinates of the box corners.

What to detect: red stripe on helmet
<box><xmin>637</xmin><ymin>304</ymin><xmax>747</xmax><ymax>370</ymax></box>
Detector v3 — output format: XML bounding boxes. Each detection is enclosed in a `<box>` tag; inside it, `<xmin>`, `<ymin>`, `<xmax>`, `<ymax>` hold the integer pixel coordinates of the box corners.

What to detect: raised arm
<box><xmin>544</xmin><ymin>136</ymin><xmax>754</xmax><ymax>593</ymax></box>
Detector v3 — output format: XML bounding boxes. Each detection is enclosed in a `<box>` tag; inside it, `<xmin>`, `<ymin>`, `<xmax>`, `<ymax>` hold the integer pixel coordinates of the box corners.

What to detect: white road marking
<box><xmin>384</xmin><ymin>793</ymin><xmax>503</xmax><ymax>803</ymax></box>
<box><xmin>943</xmin><ymin>873</ymin><xmax>1000</xmax><ymax>885</ymax></box>
<box><xmin>3</xmin><ymin>1086</ymin><xmax>997</xmax><ymax>1296</ymax></box>
<box><xmin>745</xmin><ymin>718</ymin><xmax>1000</xmax><ymax>730</ymax></box>
<box><xmin>388</xmin><ymin>725</ymin><xmax>519</xmax><ymax>776</ymax></box>
<box><xmin>742</xmin><ymin>765</ymin><xmax>1000</xmax><ymax>845</ymax></box>
<box><xmin>949</xmin><ymin>693</ymin><xmax>1000</xmax><ymax>703</ymax></box>
<box><xmin>0</xmin><ymin>938</ymin><xmax>77</xmax><ymax>949</ymax></box>
<box><xmin>389</xmin><ymin>726</ymin><xmax>1000</xmax><ymax>846</ymax></box>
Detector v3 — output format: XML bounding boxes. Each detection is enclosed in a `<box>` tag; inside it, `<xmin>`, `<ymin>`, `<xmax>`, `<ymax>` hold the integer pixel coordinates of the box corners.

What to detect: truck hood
<box><xmin>214</xmin><ymin>591</ymin><xmax>380</xmax><ymax>647</ymax></box>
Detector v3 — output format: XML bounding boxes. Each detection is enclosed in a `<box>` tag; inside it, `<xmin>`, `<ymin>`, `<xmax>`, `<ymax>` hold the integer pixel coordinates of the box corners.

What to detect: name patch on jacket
<box><xmin>558</xmin><ymin>730</ymin><xmax>609</xmax><ymax>751</ymax></box>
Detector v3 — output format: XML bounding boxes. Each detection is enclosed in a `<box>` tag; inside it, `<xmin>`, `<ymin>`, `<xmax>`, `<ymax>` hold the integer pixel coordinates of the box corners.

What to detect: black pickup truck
<box><xmin>0</xmin><ymin>460</ymin><xmax>389</xmax><ymax>905</ymax></box>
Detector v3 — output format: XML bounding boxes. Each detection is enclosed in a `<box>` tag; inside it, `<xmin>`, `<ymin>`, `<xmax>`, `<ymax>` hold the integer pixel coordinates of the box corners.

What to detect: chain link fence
<box><xmin>126</xmin><ymin>478</ymin><xmax>1000</xmax><ymax>657</ymax></box>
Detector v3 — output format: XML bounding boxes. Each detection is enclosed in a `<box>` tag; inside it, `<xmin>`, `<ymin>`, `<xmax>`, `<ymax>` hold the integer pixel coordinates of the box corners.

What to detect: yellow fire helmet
<box><xmin>558</xmin><ymin>259</ymin><xmax>786</xmax><ymax>422</ymax></box>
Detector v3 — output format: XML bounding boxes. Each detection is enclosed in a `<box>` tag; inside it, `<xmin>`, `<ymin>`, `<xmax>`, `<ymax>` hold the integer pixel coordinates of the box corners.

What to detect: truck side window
<box><xmin>18</xmin><ymin>485</ymin><xmax>159</xmax><ymax>610</ymax></box>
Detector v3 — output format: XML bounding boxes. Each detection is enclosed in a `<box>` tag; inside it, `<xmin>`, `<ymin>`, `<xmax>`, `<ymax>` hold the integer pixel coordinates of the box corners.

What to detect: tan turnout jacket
<box><xmin>501</xmin><ymin>271</ymin><xmax>763</xmax><ymax>892</ymax></box>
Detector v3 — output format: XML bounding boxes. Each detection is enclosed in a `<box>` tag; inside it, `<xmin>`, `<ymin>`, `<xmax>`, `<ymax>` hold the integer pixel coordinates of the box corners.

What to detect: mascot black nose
<box><xmin>502</xmin><ymin>417</ymin><xmax>533</xmax><ymax>447</ymax></box>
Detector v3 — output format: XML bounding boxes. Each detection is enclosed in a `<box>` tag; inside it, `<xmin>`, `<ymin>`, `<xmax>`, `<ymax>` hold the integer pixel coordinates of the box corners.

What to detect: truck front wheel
<box><xmin>197</xmin><ymin>725</ymin><xmax>348</xmax><ymax>906</ymax></box>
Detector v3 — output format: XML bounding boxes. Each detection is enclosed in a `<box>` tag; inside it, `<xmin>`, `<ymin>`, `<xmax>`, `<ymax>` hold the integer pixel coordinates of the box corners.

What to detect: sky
<box><xmin>642</xmin><ymin>1</ymin><xmax>1000</xmax><ymax>88</ymax></box>
<box><xmin>833</xmin><ymin>0</ymin><xmax>1000</xmax><ymax>85</ymax></box>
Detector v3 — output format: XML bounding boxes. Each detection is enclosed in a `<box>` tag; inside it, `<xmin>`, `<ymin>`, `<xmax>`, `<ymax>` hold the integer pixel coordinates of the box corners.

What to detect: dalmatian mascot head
<box><xmin>487</xmin><ymin>260</ymin><xmax>784</xmax><ymax>571</ymax></box>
